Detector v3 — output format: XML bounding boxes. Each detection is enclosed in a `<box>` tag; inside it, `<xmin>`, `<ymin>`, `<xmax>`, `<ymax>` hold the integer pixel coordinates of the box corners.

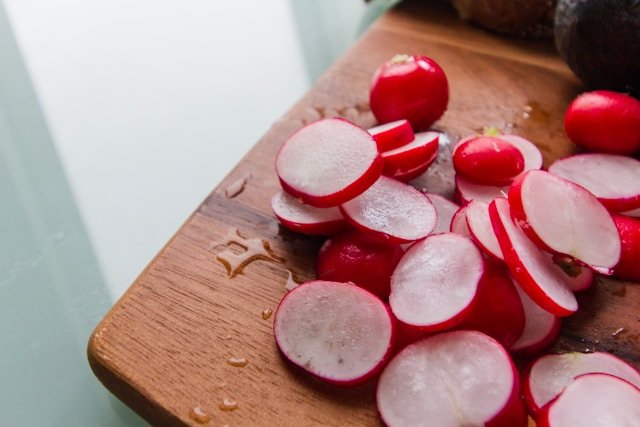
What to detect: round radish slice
<box><xmin>340</xmin><ymin>176</ymin><xmax>436</xmax><ymax>243</ymax></box>
<box><xmin>497</xmin><ymin>134</ymin><xmax>543</xmax><ymax>175</ymax></box>
<box><xmin>508</xmin><ymin>170</ymin><xmax>621</xmax><ymax>275</ymax></box>
<box><xmin>466</xmin><ymin>200</ymin><xmax>504</xmax><ymax>261</ymax></box>
<box><xmin>271</xmin><ymin>190</ymin><xmax>346</xmax><ymax>235</ymax></box>
<box><xmin>523</xmin><ymin>352</ymin><xmax>640</xmax><ymax>415</ymax></box>
<box><xmin>377</xmin><ymin>331</ymin><xmax>526</xmax><ymax>427</ymax></box>
<box><xmin>382</xmin><ymin>131</ymin><xmax>438</xmax><ymax>177</ymax></box>
<box><xmin>453</xmin><ymin>136</ymin><xmax>525</xmax><ymax>185</ymax></box>
<box><xmin>273</xmin><ymin>281</ymin><xmax>393</xmax><ymax>386</ymax></box>
<box><xmin>450</xmin><ymin>205</ymin><xmax>471</xmax><ymax>236</ymax></box>
<box><xmin>390</xmin><ymin>150</ymin><xmax>437</xmax><ymax>182</ymax></box>
<box><xmin>368</xmin><ymin>119</ymin><xmax>414</xmax><ymax>152</ymax></box>
<box><xmin>537</xmin><ymin>373</ymin><xmax>640</xmax><ymax>427</ymax></box>
<box><xmin>623</xmin><ymin>207</ymin><xmax>640</xmax><ymax>218</ymax></box>
<box><xmin>424</xmin><ymin>193</ymin><xmax>460</xmax><ymax>234</ymax></box>
<box><xmin>489</xmin><ymin>198</ymin><xmax>577</xmax><ymax>316</ymax></box>
<box><xmin>548</xmin><ymin>154</ymin><xmax>640</xmax><ymax>212</ymax></box>
<box><xmin>510</xmin><ymin>280</ymin><xmax>561</xmax><ymax>357</ymax></box>
<box><xmin>390</xmin><ymin>233</ymin><xmax>484</xmax><ymax>332</ymax></box>
<box><xmin>455</xmin><ymin>175</ymin><xmax>508</xmax><ymax>205</ymax></box>
<box><xmin>612</xmin><ymin>214</ymin><xmax>640</xmax><ymax>282</ymax></box>
<box><xmin>276</xmin><ymin>118</ymin><xmax>382</xmax><ymax>207</ymax></box>
<box><xmin>548</xmin><ymin>256</ymin><xmax>594</xmax><ymax>293</ymax></box>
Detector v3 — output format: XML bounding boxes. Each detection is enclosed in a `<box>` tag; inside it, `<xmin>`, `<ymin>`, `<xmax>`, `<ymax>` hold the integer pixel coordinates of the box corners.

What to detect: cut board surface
<box><xmin>88</xmin><ymin>2</ymin><xmax>640</xmax><ymax>426</ymax></box>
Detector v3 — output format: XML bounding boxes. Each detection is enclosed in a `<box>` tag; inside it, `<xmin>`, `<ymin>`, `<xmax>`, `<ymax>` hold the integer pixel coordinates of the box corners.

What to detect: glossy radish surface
<box><xmin>537</xmin><ymin>373</ymin><xmax>640</xmax><ymax>427</ymax></box>
<box><xmin>523</xmin><ymin>352</ymin><xmax>640</xmax><ymax>415</ymax></box>
<box><xmin>549</xmin><ymin>256</ymin><xmax>594</xmax><ymax>293</ymax></box>
<box><xmin>276</xmin><ymin>118</ymin><xmax>382</xmax><ymax>207</ymax></box>
<box><xmin>316</xmin><ymin>230</ymin><xmax>404</xmax><ymax>299</ymax></box>
<box><xmin>377</xmin><ymin>331</ymin><xmax>526</xmax><ymax>427</ymax></box>
<box><xmin>453</xmin><ymin>136</ymin><xmax>524</xmax><ymax>185</ymax></box>
<box><xmin>389</xmin><ymin>150</ymin><xmax>437</xmax><ymax>182</ymax></box>
<box><xmin>367</xmin><ymin>119</ymin><xmax>414</xmax><ymax>152</ymax></box>
<box><xmin>466</xmin><ymin>200</ymin><xmax>504</xmax><ymax>261</ymax></box>
<box><xmin>340</xmin><ymin>176</ymin><xmax>436</xmax><ymax>243</ymax></box>
<box><xmin>450</xmin><ymin>205</ymin><xmax>471</xmax><ymax>236</ymax></box>
<box><xmin>390</xmin><ymin>233</ymin><xmax>484</xmax><ymax>331</ymax></box>
<box><xmin>497</xmin><ymin>134</ymin><xmax>543</xmax><ymax>174</ymax></box>
<box><xmin>424</xmin><ymin>193</ymin><xmax>459</xmax><ymax>234</ymax></box>
<box><xmin>548</xmin><ymin>154</ymin><xmax>640</xmax><ymax>212</ymax></box>
<box><xmin>455</xmin><ymin>175</ymin><xmax>508</xmax><ymax>205</ymax></box>
<box><xmin>508</xmin><ymin>170</ymin><xmax>621</xmax><ymax>274</ymax></box>
<box><xmin>382</xmin><ymin>131</ymin><xmax>438</xmax><ymax>178</ymax></box>
<box><xmin>271</xmin><ymin>190</ymin><xmax>346</xmax><ymax>235</ymax></box>
<box><xmin>489</xmin><ymin>198</ymin><xmax>577</xmax><ymax>316</ymax></box>
<box><xmin>612</xmin><ymin>214</ymin><xmax>640</xmax><ymax>282</ymax></box>
<box><xmin>274</xmin><ymin>281</ymin><xmax>393</xmax><ymax>386</ymax></box>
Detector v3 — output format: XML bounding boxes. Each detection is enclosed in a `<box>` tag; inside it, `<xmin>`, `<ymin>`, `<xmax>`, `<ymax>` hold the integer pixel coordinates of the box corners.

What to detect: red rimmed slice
<box><xmin>455</xmin><ymin>175</ymin><xmax>508</xmax><ymax>205</ymax></box>
<box><xmin>466</xmin><ymin>200</ymin><xmax>504</xmax><ymax>261</ymax></box>
<box><xmin>450</xmin><ymin>205</ymin><xmax>471</xmax><ymax>236</ymax></box>
<box><xmin>612</xmin><ymin>214</ymin><xmax>640</xmax><ymax>282</ymax></box>
<box><xmin>548</xmin><ymin>154</ymin><xmax>640</xmax><ymax>212</ymax></box>
<box><xmin>623</xmin><ymin>206</ymin><xmax>640</xmax><ymax>217</ymax></box>
<box><xmin>508</xmin><ymin>170</ymin><xmax>621</xmax><ymax>274</ymax></box>
<box><xmin>377</xmin><ymin>330</ymin><xmax>527</xmax><ymax>427</ymax></box>
<box><xmin>453</xmin><ymin>136</ymin><xmax>525</xmax><ymax>185</ymax></box>
<box><xmin>367</xmin><ymin>119</ymin><xmax>414</xmax><ymax>152</ymax></box>
<box><xmin>489</xmin><ymin>197</ymin><xmax>577</xmax><ymax>316</ymax></box>
<box><xmin>276</xmin><ymin>118</ymin><xmax>382</xmax><ymax>207</ymax></box>
<box><xmin>548</xmin><ymin>256</ymin><xmax>594</xmax><ymax>293</ymax></box>
<box><xmin>390</xmin><ymin>233</ymin><xmax>484</xmax><ymax>332</ymax></box>
<box><xmin>390</xmin><ymin>149</ymin><xmax>437</xmax><ymax>182</ymax></box>
<box><xmin>340</xmin><ymin>176</ymin><xmax>436</xmax><ymax>243</ymax></box>
<box><xmin>271</xmin><ymin>190</ymin><xmax>346</xmax><ymax>235</ymax></box>
<box><xmin>497</xmin><ymin>134</ymin><xmax>543</xmax><ymax>175</ymax></box>
<box><xmin>522</xmin><ymin>352</ymin><xmax>640</xmax><ymax>416</ymax></box>
<box><xmin>424</xmin><ymin>193</ymin><xmax>460</xmax><ymax>234</ymax></box>
<box><xmin>273</xmin><ymin>281</ymin><xmax>394</xmax><ymax>387</ymax></box>
<box><xmin>381</xmin><ymin>131</ymin><xmax>439</xmax><ymax>178</ymax></box>
<box><xmin>537</xmin><ymin>373</ymin><xmax>640</xmax><ymax>427</ymax></box>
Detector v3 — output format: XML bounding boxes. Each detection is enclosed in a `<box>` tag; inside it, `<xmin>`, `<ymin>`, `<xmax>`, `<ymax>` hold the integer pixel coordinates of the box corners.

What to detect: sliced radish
<box><xmin>368</xmin><ymin>119</ymin><xmax>414</xmax><ymax>152</ymax></box>
<box><xmin>271</xmin><ymin>190</ymin><xmax>346</xmax><ymax>235</ymax></box>
<box><xmin>497</xmin><ymin>134</ymin><xmax>543</xmax><ymax>175</ymax></box>
<box><xmin>377</xmin><ymin>330</ymin><xmax>527</xmax><ymax>427</ymax></box>
<box><xmin>622</xmin><ymin>206</ymin><xmax>640</xmax><ymax>218</ymax></box>
<box><xmin>450</xmin><ymin>205</ymin><xmax>471</xmax><ymax>236</ymax></box>
<box><xmin>276</xmin><ymin>118</ymin><xmax>382</xmax><ymax>207</ymax></box>
<box><xmin>536</xmin><ymin>373</ymin><xmax>640</xmax><ymax>427</ymax></box>
<box><xmin>455</xmin><ymin>175</ymin><xmax>508</xmax><ymax>205</ymax></box>
<box><xmin>340</xmin><ymin>176</ymin><xmax>436</xmax><ymax>243</ymax></box>
<box><xmin>389</xmin><ymin>150</ymin><xmax>437</xmax><ymax>182</ymax></box>
<box><xmin>424</xmin><ymin>193</ymin><xmax>460</xmax><ymax>234</ymax></box>
<box><xmin>523</xmin><ymin>352</ymin><xmax>640</xmax><ymax>415</ymax></box>
<box><xmin>382</xmin><ymin>131</ymin><xmax>438</xmax><ymax>178</ymax></box>
<box><xmin>612</xmin><ymin>214</ymin><xmax>640</xmax><ymax>282</ymax></box>
<box><xmin>510</xmin><ymin>281</ymin><xmax>561</xmax><ymax>357</ymax></box>
<box><xmin>549</xmin><ymin>256</ymin><xmax>595</xmax><ymax>293</ymax></box>
<box><xmin>508</xmin><ymin>170</ymin><xmax>621</xmax><ymax>274</ymax></box>
<box><xmin>273</xmin><ymin>281</ymin><xmax>393</xmax><ymax>386</ymax></box>
<box><xmin>548</xmin><ymin>154</ymin><xmax>640</xmax><ymax>212</ymax></box>
<box><xmin>453</xmin><ymin>136</ymin><xmax>525</xmax><ymax>185</ymax></box>
<box><xmin>466</xmin><ymin>200</ymin><xmax>504</xmax><ymax>261</ymax></box>
<box><xmin>489</xmin><ymin>198</ymin><xmax>577</xmax><ymax>316</ymax></box>
<box><xmin>390</xmin><ymin>233</ymin><xmax>484</xmax><ymax>332</ymax></box>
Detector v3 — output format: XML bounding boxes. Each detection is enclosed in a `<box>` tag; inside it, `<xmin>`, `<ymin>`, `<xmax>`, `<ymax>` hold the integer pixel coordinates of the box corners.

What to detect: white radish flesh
<box><xmin>450</xmin><ymin>206</ymin><xmax>471</xmax><ymax>236</ymax></box>
<box><xmin>548</xmin><ymin>256</ymin><xmax>594</xmax><ymax>293</ymax></box>
<box><xmin>497</xmin><ymin>134</ymin><xmax>543</xmax><ymax>175</ymax></box>
<box><xmin>271</xmin><ymin>190</ymin><xmax>345</xmax><ymax>235</ymax></box>
<box><xmin>466</xmin><ymin>200</ymin><xmax>504</xmax><ymax>261</ymax></box>
<box><xmin>368</xmin><ymin>119</ymin><xmax>414</xmax><ymax>152</ymax></box>
<box><xmin>424</xmin><ymin>193</ymin><xmax>460</xmax><ymax>234</ymax></box>
<box><xmin>455</xmin><ymin>175</ymin><xmax>508</xmax><ymax>205</ymax></box>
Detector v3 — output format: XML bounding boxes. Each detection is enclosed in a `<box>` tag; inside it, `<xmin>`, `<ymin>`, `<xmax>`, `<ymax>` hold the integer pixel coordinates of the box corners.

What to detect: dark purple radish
<box><xmin>273</xmin><ymin>281</ymin><xmax>393</xmax><ymax>386</ymax></box>
<box><xmin>271</xmin><ymin>190</ymin><xmax>346</xmax><ymax>235</ymax></box>
<box><xmin>381</xmin><ymin>131</ymin><xmax>438</xmax><ymax>179</ymax></box>
<box><xmin>276</xmin><ymin>118</ymin><xmax>382</xmax><ymax>207</ymax></box>
<box><xmin>522</xmin><ymin>352</ymin><xmax>640</xmax><ymax>416</ymax></box>
<box><xmin>377</xmin><ymin>330</ymin><xmax>527</xmax><ymax>427</ymax></box>
<box><xmin>455</xmin><ymin>174</ymin><xmax>508</xmax><ymax>205</ymax></box>
<box><xmin>549</xmin><ymin>256</ymin><xmax>595</xmax><ymax>293</ymax></box>
<box><xmin>453</xmin><ymin>136</ymin><xmax>525</xmax><ymax>185</ymax></box>
<box><xmin>466</xmin><ymin>200</ymin><xmax>504</xmax><ymax>261</ymax></box>
<box><xmin>340</xmin><ymin>176</ymin><xmax>436</xmax><ymax>243</ymax></box>
<box><xmin>489</xmin><ymin>198</ymin><xmax>577</xmax><ymax>316</ymax></box>
<box><xmin>497</xmin><ymin>134</ymin><xmax>543</xmax><ymax>175</ymax></box>
<box><xmin>548</xmin><ymin>154</ymin><xmax>640</xmax><ymax>213</ymax></box>
<box><xmin>536</xmin><ymin>373</ymin><xmax>640</xmax><ymax>427</ymax></box>
<box><xmin>450</xmin><ymin>205</ymin><xmax>471</xmax><ymax>236</ymax></box>
<box><xmin>508</xmin><ymin>170</ymin><xmax>621</xmax><ymax>275</ymax></box>
<box><xmin>390</xmin><ymin>233</ymin><xmax>484</xmax><ymax>332</ymax></box>
<box><xmin>424</xmin><ymin>193</ymin><xmax>460</xmax><ymax>234</ymax></box>
<box><xmin>368</xmin><ymin>119</ymin><xmax>414</xmax><ymax>152</ymax></box>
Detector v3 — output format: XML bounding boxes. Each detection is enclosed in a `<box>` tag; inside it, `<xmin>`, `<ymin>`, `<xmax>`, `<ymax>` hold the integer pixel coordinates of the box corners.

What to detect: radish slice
<box><xmin>368</xmin><ymin>119</ymin><xmax>414</xmax><ymax>152</ymax></box>
<box><xmin>455</xmin><ymin>175</ymin><xmax>508</xmax><ymax>205</ymax></box>
<box><xmin>548</xmin><ymin>256</ymin><xmax>595</xmax><ymax>293</ymax></box>
<box><xmin>377</xmin><ymin>331</ymin><xmax>527</xmax><ymax>427</ymax></box>
<box><xmin>612</xmin><ymin>214</ymin><xmax>640</xmax><ymax>282</ymax></box>
<box><xmin>548</xmin><ymin>154</ymin><xmax>640</xmax><ymax>212</ymax></box>
<box><xmin>622</xmin><ymin>207</ymin><xmax>640</xmax><ymax>218</ymax></box>
<box><xmin>276</xmin><ymin>118</ymin><xmax>382</xmax><ymax>207</ymax></box>
<box><xmin>508</xmin><ymin>170</ymin><xmax>621</xmax><ymax>274</ymax></box>
<box><xmin>523</xmin><ymin>352</ymin><xmax>640</xmax><ymax>415</ymax></box>
<box><xmin>271</xmin><ymin>190</ymin><xmax>346</xmax><ymax>235</ymax></box>
<box><xmin>390</xmin><ymin>233</ymin><xmax>484</xmax><ymax>332</ymax></box>
<box><xmin>424</xmin><ymin>193</ymin><xmax>460</xmax><ymax>234</ymax></box>
<box><xmin>273</xmin><ymin>281</ymin><xmax>393</xmax><ymax>386</ymax></box>
<box><xmin>497</xmin><ymin>134</ymin><xmax>543</xmax><ymax>174</ymax></box>
<box><xmin>537</xmin><ymin>373</ymin><xmax>640</xmax><ymax>427</ymax></box>
<box><xmin>453</xmin><ymin>136</ymin><xmax>525</xmax><ymax>185</ymax></box>
<box><xmin>466</xmin><ymin>200</ymin><xmax>504</xmax><ymax>261</ymax></box>
<box><xmin>489</xmin><ymin>198</ymin><xmax>577</xmax><ymax>316</ymax></box>
<box><xmin>340</xmin><ymin>176</ymin><xmax>437</xmax><ymax>243</ymax></box>
<box><xmin>450</xmin><ymin>206</ymin><xmax>471</xmax><ymax>236</ymax></box>
<box><xmin>390</xmin><ymin>149</ymin><xmax>438</xmax><ymax>182</ymax></box>
<box><xmin>382</xmin><ymin>131</ymin><xmax>439</xmax><ymax>177</ymax></box>
<box><xmin>510</xmin><ymin>280</ymin><xmax>561</xmax><ymax>357</ymax></box>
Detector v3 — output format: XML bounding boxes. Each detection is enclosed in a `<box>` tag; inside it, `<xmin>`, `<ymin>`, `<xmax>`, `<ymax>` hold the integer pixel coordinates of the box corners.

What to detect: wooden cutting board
<box><xmin>88</xmin><ymin>1</ymin><xmax>640</xmax><ymax>425</ymax></box>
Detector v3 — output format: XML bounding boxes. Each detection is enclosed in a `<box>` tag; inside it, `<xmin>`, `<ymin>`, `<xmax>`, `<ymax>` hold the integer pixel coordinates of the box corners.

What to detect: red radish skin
<box><xmin>390</xmin><ymin>233</ymin><xmax>484</xmax><ymax>333</ymax></box>
<box><xmin>273</xmin><ymin>281</ymin><xmax>394</xmax><ymax>387</ymax></box>
<box><xmin>424</xmin><ymin>193</ymin><xmax>460</xmax><ymax>234</ymax></box>
<box><xmin>537</xmin><ymin>373</ymin><xmax>640</xmax><ymax>427</ymax></box>
<box><xmin>389</xmin><ymin>150</ymin><xmax>437</xmax><ymax>182</ymax></box>
<box><xmin>548</xmin><ymin>154</ymin><xmax>640</xmax><ymax>212</ymax></box>
<box><xmin>497</xmin><ymin>134</ymin><xmax>543</xmax><ymax>175</ymax></box>
<box><xmin>450</xmin><ymin>205</ymin><xmax>471</xmax><ymax>236</ymax></box>
<box><xmin>564</xmin><ymin>90</ymin><xmax>640</xmax><ymax>155</ymax></box>
<box><xmin>612</xmin><ymin>214</ymin><xmax>640</xmax><ymax>282</ymax></box>
<box><xmin>377</xmin><ymin>331</ymin><xmax>527</xmax><ymax>427</ymax></box>
<box><xmin>522</xmin><ymin>352</ymin><xmax>640</xmax><ymax>416</ymax></box>
<box><xmin>455</xmin><ymin>175</ymin><xmax>508</xmax><ymax>205</ymax></box>
<box><xmin>367</xmin><ymin>119</ymin><xmax>415</xmax><ymax>152</ymax></box>
<box><xmin>276</xmin><ymin>118</ymin><xmax>383</xmax><ymax>207</ymax></box>
<box><xmin>508</xmin><ymin>170</ymin><xmax>621</xmax><ymax>275</ymax></box>
<box><xmin>370</xmin><ymin>54</ymin><xmax>449</xmax><ymax>131</ymax></box>
<box><xmin>489</xmin><ymin>198</ymin><xmax>577</xmax><ymax>316</ymax></box>
<box><xmin>340</xmin><ymin>176</ymin><xmax>437</xmax><ymax>243</ymax></box>
<box><xmin>453</xmin><ymin>136</ymin><xmax>525</xmax><ymax>185</ymax></box>
<box><xmin>316</xmin><ymin>230</ymin><xmax>404</xmax><ymax>300</ymax></box>
<box><xmin>466</xmin><ymin>200</ymin><xmax>504</xmax><ymax>261</ymax></box>
<box><xmin>271</xmin><ymin>190</ymin><xmax>346</xmax><ymax>235</ymax></box>
<box><xmin>381</xmin><ymin>131</ymin><xmax>439</xmax><ymax>178</ymax></box>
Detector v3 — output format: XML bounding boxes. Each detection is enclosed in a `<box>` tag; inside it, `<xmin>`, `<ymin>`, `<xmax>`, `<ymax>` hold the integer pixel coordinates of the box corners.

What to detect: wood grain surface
<box><xmin>88</xmin><ymin>1</ymin><xmax>640</xmax><ymax>426</ymax></box>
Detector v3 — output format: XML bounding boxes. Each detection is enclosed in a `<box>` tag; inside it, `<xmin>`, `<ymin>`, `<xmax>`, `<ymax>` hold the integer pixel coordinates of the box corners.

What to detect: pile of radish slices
<box><xmin>269</xmin><ymin>62</ymin><xmax>640</xmax><ymax>425</ymax></box>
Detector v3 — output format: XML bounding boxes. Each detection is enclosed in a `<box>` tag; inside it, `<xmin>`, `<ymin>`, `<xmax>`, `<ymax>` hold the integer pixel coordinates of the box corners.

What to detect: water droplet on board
<box><xmin>224</xmin><ymin>174</ymin><xmax>251</xmax><ymax>198</ymax></box>
<box><xmin>219</xmin><ymin>399</ymin><xmax>239</xmax><ymax>412</ymax></box>
<box><xmin>189</xmin><ymin>406</ymin><xmax>212</xmax><ymax>424</ymax></box>
<box><xmin>227</xmin><ymin>357</ymin><xmax>248</xmax><ymax>367</ymax></box>
<box><xmin>285</xmin><ymin>270</ymin><xmax>301</xmax><ymax>291</ymax></box>
<box><xmin>612</xmin><ymin>327</ymin><xmax>627</xmax><ymax>338</ymax></box>
<box><xmin>211</xmin><ymin>228</ymin><xmax>284</xmax><ymax>278</ymax></box>
<box><xmin>261</xmin><ymin>308</ymin><xmax>273</xmax><ymax>320</ymax></box>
